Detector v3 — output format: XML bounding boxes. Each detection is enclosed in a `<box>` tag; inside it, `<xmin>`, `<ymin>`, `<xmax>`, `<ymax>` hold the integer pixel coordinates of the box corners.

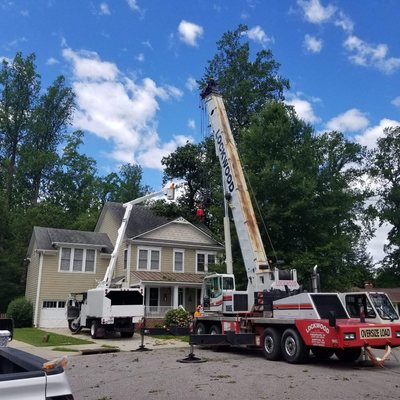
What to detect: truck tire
<box><xmin>121</xmin><ymin>331</ymin><xmax>134</xmax><ymax>338</ymax></box>
<box><xmin>90</xmin><ymin>320</ymin><xmax>105</xmax><ymax>339</ymax></box>
<box><xmin>262</xmin><ymin>328</ymin><xmax>282</xmax><ymax>361</ymax></box>
<box><xmin>209</xmin><ymin>325</ymin><xmax>221</xmax><ymax>335</ymax></box>
<box><xmin>195</xmin><ymin>322</ymin><xmax>207</xmax><ymax>335</ymax></box>
<box><xmin>311</xmin><ymin>347</ymin><xmax>334</xmax><ymax>360</ymax></box>
<box><xmin>68</xmin><ymin>319</ymin><xmax>82</xmax><ymax>334</ymax></box>
<box><xmin>281</xmin><ymin>328</ymin><xmax>309</xmax><ymax>364</ymax></box>
<box><xmin>335</xmin><ymin>348</ymin><xmax>361</xmax><ymax>362</ymax></box>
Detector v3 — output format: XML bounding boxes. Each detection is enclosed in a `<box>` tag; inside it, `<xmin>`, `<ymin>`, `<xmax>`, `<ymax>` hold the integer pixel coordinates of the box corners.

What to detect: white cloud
<box><xmin>138</xmin><ymin>135</ymin><xmax>192</xmax><ymax>169</ymax></box>
<box><xmin>303</xmin><ymin>34</ymin><xmax>323</xmax><ymax>53</ymax></box>
<box><xmin>186</xmin><ymin>77</ymin><xmax>197</xmax><ymax>92</ymax></box>
<box><xmin>343</xmin><ymin>35</ymin><xmax>400</xmax><ymax>75</ymax></box>
<box><xmin>63</xmin><ymin>48</ymin><xmax>191</xmax><ymax>170</ymax></box>
<box><xmin>188</xmin><ymin>119</ymin><xmax>196</xmax><ymax>129</ymax></box>
<box><xmin>334</xmin><ymin>10</ymin><xmax>354</xmax><ymax>33</ymax></box>
<box><xmin>355</xmin><ymin>118</ymin><xmax>400</xmax><ymax>149</ymax></box>
<box><xmin>141</xmin><ymin>40</ymin><xmax>153</xmax><ymax>50</ymax></box>
<box><xmin>126</xmin><ymin>0</ymin><xmax>139</xmax><ymax>12</ymax></box>
<box><xmin>62</xmin><ymin>48</ymin><xmax>119</xmax><ymax>81</ymax></box>
<box><xmin>325</xmin><ymin>108</ymin><xmax>369</xmax><ymax>133</ymax></box>
<box><xmin>391</xmin><ymin>96</ymin><xmax>400</xmax><ymax>108</ymax></box>
<box><xmin>285</xmin><ymin>96</ymin><xmax>320</xmax><ymax>123</ymax></box>
<box><xmin>246</xmin><ymin>26</ymin><xmax>273</xmax><ymax>46</ymax></box>
<box><xmin>99</xmin><ymin>2</ymin><xmax>110</xmax><ymax>15</ymax></box>
<box><xmin>135</xmin><ymin>53</ymin><xmax>145</xmax><ymax>62</ymax></box>
<box><xmin>297</xmin><ymin>0</ymin><xmax>336</xmax><ymax>24</ymax></box>
<box><xmin>178</xmin><ymin>20</ymin><xmax>203</xmax><ymax>47</ymax></box>
<box><xmin>46</xmin><ymin>57</ymin><xmax>59</xmax><ymax>65</ymax></box>
<box><xmin>21</xmin><ymin>9</ymin><xmax>29</xmax><ymax>17</ymax></box>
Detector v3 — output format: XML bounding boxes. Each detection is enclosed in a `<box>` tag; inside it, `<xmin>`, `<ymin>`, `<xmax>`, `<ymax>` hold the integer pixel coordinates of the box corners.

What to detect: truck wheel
<box><xmin>335</xmin><ymin>348</ymin><xmax>361</xmax><ymax>362</ymax></box>
<box><xmin>68</xmin><ymin>319</ymin><xmax>82</xmax><ymax>334</ymax></box>
<box><xmin>262</xmin><ymin>328</ymin><xmax>282</xmax><ymax>361</ymax></box>
<box><xmin>311</xmin><ymin>347</ymin><xmax>334</xmax><ymax>360</ymax></box>
<box><xmin>195</xmin><ymin>322</ymin><xmax>207</xmax><ymax>335</ymax></box>
<box><xmin>209</xmin><ymin>325</ymin><xmax>221</xmax><ymax>335</ymax></box>
<box><xmin>90</xmin><ymin>320</ymin><xmax>105</xmax><ymax>339</ymax></box>
<box><xmin>121</xmin><ymin>331</ymin><xmax>134</xmax><ymax>338</ymax></box>
<box><xmin>281</xmin><ymin>328</ymin><xmax>309</xmax><ymax>364</ymax></box>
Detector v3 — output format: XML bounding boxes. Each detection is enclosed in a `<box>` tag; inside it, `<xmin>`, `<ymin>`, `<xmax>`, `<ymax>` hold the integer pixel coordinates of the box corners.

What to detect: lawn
<box><xmin>14</xmin><ymin>328</ymin><xmax>93</xmax><ymax>347</ymax></box>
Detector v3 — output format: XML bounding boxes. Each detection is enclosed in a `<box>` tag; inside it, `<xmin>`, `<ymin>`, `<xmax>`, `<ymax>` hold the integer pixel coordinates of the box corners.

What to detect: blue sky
<box><xmin>1</xmin><ymin>0</ymin><xmax>399</xmax><ymax>262</ymax></box>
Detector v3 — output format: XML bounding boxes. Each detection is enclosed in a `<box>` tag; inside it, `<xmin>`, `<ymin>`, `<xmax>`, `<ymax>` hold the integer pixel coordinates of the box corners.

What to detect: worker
<box><xmin>194</xmin><ymin>305</ymin><xmax>202</xmax><ymax>317</ymax></box>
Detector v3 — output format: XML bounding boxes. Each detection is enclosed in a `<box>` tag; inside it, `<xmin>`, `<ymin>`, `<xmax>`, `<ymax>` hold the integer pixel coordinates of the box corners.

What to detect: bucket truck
<box><xmin>190</xmin><ymin>80</ymin><xmax>400</xmax><ymax>365</ymax></box>
<box><xmin>67</xmin><ymin>185</ymin><xmax>177</xmax><ymax>339</ymax></box>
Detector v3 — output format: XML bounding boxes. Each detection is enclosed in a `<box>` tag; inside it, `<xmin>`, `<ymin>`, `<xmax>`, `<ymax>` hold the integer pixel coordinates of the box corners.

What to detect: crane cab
<box><xmin>339</xmin><ymin>291</ymin><xmax>400</xmax><ymax>324</ymax></box>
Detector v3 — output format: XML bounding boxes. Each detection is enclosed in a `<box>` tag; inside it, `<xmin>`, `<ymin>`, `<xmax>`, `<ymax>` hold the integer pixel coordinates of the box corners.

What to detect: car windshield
<box><xmin>370</xmin><ymin>293</ymin><xmax>399</xmax><ymax>321</ymax></box>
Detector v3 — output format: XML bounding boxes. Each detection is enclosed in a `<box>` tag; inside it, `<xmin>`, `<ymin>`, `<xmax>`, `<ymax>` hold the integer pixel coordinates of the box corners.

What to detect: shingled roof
<box><xmin>96</xmin><ymin>202</ymin><xmax>220</xmax><ymax>243</ymax></box>
<box><xmin>28</xmin><ymin>226</ymin><xmax>113</xmax><ymax>255</ymax></box>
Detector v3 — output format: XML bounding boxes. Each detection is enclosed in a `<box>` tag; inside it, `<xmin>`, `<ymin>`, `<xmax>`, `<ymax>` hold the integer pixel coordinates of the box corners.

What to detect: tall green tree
<box><xmin>101</xmin><ymin>163</ymin><xmax>150</xmax><ymax>204</ymax></box>
<box><xmin>18</xmin><ymin>76</ymin><xmax>75</xmax><ymax>206</ymax></box>
<box><xmin>0</xmin><ymin>53</ymin><xmax>40</xmax><ymax>208</ymax></box>
<box><xmin>370</xmin><ymin>126</ymin><xmax>400</xmax><ymax>286</ymax></box>
<box><xmin>200</xmin><ymin>24</ymin><xmax>289</xmax><ymax>141</ymax></box>
<box><xmin>240</xmin><ymin>101</ymin><xmax>372</xmax><ymax>290</ymax></box>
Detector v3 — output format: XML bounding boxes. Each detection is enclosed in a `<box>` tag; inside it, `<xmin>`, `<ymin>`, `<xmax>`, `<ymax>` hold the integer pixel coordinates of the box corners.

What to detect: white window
<box><xmin>196</xmin><ymin>251</ymin><xmax>216</xmax><ymax>273</ymax></box>
<box><xmin>42</xmin><ymin>300</ymin><xmax>65</xmax><ymax>308</ymax></box>
<box><xmin>137</xmin><ymin>247</ymin><xmax>161</xmax><ymax>271</ymax></box>
<box><xmin>173</xmin><ymin>249</ymin><xmax>184</xmax><ymax>272</ymax></box>
<box><xmin>59</xmin><ymin>247</ymin><xmax>96</xmax><ymax>273</ymax></box>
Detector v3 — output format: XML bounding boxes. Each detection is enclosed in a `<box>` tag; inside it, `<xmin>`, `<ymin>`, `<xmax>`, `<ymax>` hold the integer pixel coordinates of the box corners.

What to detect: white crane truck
<box><xmin>67</xmin><ymin>186</ymin><xmax>177</xmax><ymax>339</ymax></box>
<box><xmin>190</xmin><ymin>80</ymin><xmax>400</xmax><ymax>364</ymax></box>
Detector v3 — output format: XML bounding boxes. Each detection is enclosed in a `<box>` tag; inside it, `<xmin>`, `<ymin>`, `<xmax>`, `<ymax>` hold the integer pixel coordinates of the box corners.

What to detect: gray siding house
<box><xmin>25</xmin><ymin>203</ymin><xmax>224</xmax><ymax>328</ymax></box>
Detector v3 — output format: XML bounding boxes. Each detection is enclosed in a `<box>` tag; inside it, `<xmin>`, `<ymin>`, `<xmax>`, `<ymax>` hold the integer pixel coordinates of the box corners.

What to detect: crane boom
<box><xmin>201</xmin><ymin>81</ymin><xmax>272</xmax><ymax>292</ymax></box>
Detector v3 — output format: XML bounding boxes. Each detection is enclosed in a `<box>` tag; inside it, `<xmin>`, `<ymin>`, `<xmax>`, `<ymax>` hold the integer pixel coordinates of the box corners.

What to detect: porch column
<box><xmin>173</xmin><ymin>286</ymin><xmax>179</xmax><ymax>308</ymax></box>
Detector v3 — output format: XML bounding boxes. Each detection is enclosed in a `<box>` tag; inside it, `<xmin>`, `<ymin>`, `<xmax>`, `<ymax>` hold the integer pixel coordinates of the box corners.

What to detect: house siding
<box><xmin>143</xmin><ymin>222</ymin><xmax>216</xmax><ymax>244</ymax></box>
<box><xmin>25</xmin><ymin>241</ymin><xmax>40</xmax><ymax>306</ymax></box>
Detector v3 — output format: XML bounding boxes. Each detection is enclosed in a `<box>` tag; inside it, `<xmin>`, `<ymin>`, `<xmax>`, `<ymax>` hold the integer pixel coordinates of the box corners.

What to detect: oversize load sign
<box><xmin>359</xmin><ymin>327</ymin><xmax>392</xmax><ymax>339</ymax></box>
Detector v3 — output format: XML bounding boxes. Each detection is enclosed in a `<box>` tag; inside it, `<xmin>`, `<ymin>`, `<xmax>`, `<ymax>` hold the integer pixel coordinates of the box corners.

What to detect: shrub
<box><xmin>7</xmin><ymin>297</ymin><xmax>33</xmax><ymax>328</ymax></box>
<box><xmin>164</xmin><ymin>308</ymin><xmax>191</xmax><ymax>328</ymax></box>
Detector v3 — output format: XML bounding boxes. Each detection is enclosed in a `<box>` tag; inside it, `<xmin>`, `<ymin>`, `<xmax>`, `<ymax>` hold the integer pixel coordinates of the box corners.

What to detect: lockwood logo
<box><xmin>215</xmin><ymin>130</ymin><xmax>235</xmax><ymax>193</ymax></box>
<box><xmin>359</xmin><ymin>327</ymin><xmax>391</xmax><ymax>339</ymax></box>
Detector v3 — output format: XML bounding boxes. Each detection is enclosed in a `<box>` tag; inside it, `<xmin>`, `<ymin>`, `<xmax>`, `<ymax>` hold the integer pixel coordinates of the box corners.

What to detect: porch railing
<box><xmin>144</xmin><ymin>306</ymin><xmax>174</xmax><ymax>318</ymax></box>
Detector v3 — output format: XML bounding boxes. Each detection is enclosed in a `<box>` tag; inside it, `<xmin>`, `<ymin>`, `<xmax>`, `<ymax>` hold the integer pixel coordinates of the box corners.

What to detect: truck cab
<box><xmin>339</xmin><ymin>291</ymin><xmax>400</xmax><ymax>324</ymax></box>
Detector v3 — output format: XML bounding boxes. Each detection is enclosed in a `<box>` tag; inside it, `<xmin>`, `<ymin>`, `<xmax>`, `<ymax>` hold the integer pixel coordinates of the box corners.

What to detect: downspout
<box><xmin>34</xmin><ymin>251</ymin><xmax>44</xmax><ymax>327</ymax></box>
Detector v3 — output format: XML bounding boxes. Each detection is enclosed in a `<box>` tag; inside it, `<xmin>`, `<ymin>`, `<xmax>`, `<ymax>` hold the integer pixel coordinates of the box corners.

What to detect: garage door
<box><xmin>39</xmin><ymin>301</ymin><xmax>68</xmax><ymax>328</ymax></box>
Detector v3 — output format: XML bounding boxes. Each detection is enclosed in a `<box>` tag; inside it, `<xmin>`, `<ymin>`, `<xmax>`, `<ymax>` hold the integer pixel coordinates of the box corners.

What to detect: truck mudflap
<box><xmin>189</xmin><ymin>332</ymin><xmax>255</xmax><ymax>346</ymax></box>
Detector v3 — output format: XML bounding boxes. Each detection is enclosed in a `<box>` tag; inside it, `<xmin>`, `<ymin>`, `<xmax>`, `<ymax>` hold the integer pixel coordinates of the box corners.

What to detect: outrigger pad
<box><xmin>177</xmin><ymin>353</ymin><xmax>207</xmax><ymax>364</ymax></box>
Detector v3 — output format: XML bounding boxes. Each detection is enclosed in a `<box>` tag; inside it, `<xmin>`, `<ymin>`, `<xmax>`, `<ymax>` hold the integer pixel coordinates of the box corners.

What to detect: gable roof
<box><xmin>95</xmin><ymin>202</ymin><xmax>171</xmax><ymax>238</ymax></box>
<box><xmin>96</xmin><ymin>203</ymin><xmax>222</xmax><ymax>246</ymax></box>
<box><xmin>27</xmin><ymin>226</ymin><xmax>113</xmax><ymax>255</ymax></box>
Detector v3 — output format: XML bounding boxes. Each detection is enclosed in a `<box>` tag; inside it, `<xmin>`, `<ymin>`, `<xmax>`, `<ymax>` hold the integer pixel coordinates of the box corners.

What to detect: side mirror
<box><xmin>328</xmin><ymin>311</ymin><xmax>336</xmax><ymax>327</ymax></box>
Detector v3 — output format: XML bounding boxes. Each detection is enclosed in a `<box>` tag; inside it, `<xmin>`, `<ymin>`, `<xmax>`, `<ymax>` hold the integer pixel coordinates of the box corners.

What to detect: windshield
<box><xmin>370</xmin><ymin>293</ymin><xmax>399</xmax><ymax>321</ymax></box>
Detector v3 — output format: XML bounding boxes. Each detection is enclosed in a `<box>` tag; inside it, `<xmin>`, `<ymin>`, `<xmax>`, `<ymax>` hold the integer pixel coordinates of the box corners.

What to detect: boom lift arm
<box><xmin>98</xmin><ymin>184</ymin><xmax>177</xmax><ymax>288</ymax></box>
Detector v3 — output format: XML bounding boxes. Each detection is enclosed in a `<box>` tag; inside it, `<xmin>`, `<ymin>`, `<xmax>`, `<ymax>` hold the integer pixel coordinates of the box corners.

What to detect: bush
<box><xmin>164</xmin><ymin>308</ymin><xmax>191</xmax><ymax>328</ymax></box>
<box><xmin>7</xmin><ymin>297</ymin><xmax>33</xmax><ymax>328</ymax></box>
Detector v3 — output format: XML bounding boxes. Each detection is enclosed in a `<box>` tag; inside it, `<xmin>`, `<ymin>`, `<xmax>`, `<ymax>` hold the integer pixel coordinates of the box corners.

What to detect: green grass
<box><xmin>149</xmin><ymin>335</ymin><xmax>189</xmax><ymax>343</ymax></box>
<box><xmin>14</xmin><ymin>328</ymin><xmax>93</xmax><ymax>347</ymax></box>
